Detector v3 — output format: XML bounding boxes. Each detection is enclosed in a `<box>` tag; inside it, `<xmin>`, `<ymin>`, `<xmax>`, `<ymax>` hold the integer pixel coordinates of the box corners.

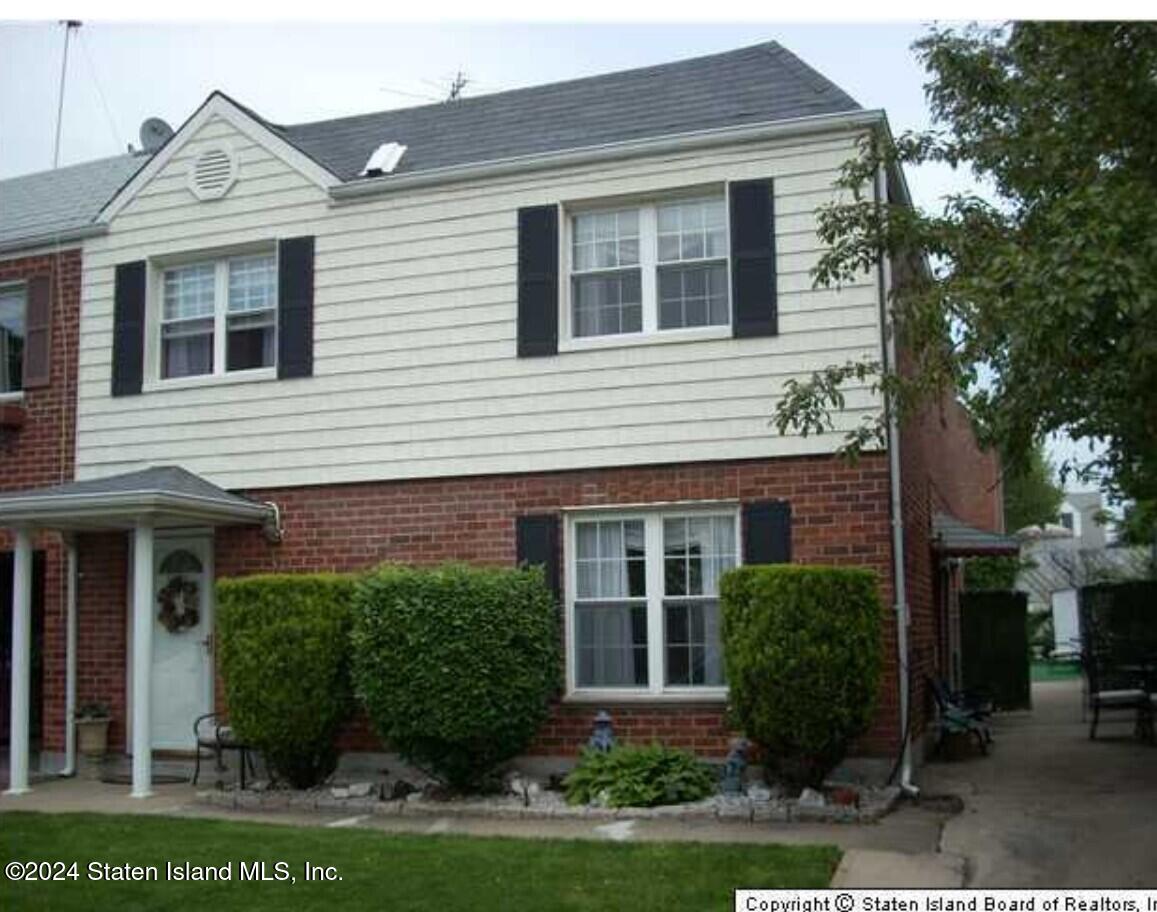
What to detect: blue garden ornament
<box><xmin>720</xmin><ymin>738</ymin><xmax>749</xmax><ymax>795</ymax></box>
<box><xmin>588</xmin><ymin>710</ymin><xmax>615</xmax><ymax>752</ymax></box>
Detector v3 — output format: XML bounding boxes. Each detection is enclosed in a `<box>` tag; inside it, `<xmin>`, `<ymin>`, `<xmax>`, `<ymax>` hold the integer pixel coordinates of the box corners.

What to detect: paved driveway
<box><xmin>921</xmin><ymin>677</ymin><xmax>1157</xmax><ymax>887</ymax></box>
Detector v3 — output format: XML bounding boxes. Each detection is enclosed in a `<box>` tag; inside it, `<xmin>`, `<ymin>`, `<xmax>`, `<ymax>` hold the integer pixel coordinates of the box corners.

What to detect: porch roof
<box><xmin>0</xmin><ymin>465</ymin><xmax>274</xmax><ymax>531</ymax></box>
<box><xmin>932</xmin><ymin>511</ymin><xmax>1020</xmax><ymax>557</ymax></box>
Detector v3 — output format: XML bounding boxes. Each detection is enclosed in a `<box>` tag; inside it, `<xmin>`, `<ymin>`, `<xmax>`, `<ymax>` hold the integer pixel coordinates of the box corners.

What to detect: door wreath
<box><xmin>157</xmin><ymin>574</ymin><xmax>200</xmax><ymax>633</ymax></box>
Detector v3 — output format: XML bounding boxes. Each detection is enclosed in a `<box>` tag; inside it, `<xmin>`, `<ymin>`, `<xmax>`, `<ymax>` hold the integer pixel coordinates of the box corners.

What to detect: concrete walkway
<box><xmin>921</xmin><ymin>677</ymin><xmax>1157</xmax><ymax>887</ymax></box>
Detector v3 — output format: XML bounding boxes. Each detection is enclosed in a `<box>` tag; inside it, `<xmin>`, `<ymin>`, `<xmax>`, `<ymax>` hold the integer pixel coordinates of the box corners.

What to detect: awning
<box><xmin>932</xmin><ymin>511</ymin><xmax>1020</xmax><ymax>557</ymax></box>
<box><xmin>0</xmin><ymin>465</ymin><xmax>276</xmax><ymax>532</ymax></box>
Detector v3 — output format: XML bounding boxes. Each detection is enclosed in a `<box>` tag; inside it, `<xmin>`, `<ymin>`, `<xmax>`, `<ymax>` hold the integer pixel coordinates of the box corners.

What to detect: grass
<box><xmin>1031</xmin><ymin>659</ymin><xmax>1083</xmax><ymax>681</ymax></box>
<box><xmin>0</xmin><ymin>812</ymin><xmax>839</xmax><ymax>911</ymax></box>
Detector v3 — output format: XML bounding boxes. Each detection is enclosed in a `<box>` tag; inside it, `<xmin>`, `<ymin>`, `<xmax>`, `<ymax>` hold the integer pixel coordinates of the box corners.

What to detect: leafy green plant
<box><xmin>564</xmin><ymin>744</ymin><xmax>717</xmax><ymax>808</ymax></box>
<box><xmin>351</xmin><ymin>563</ymin><xmax>558</xmax><ymax>791</ymax></box>
<box><xmin>721</xmin><ymin>565</ymin><xmax>883</xmax><ymax>790</ymax></box>
<box><xmin>216</xmin><ymin>573</ymin><xmax>356</xmax><ymax>788</ymax></box>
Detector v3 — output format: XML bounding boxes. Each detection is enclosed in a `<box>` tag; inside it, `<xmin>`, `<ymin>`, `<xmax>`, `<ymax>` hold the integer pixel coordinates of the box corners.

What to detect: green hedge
<box><xmin>351</xmin><ymin>563</ymin><xmax>559</xmax><ymax>790</ymax></box>
<box><xmin>216</xmin><ymin>573</ymin><xmax>356</xmax><ymax>788</ymax></box>
<box><xmin>563</xmin><ymin>744</ymin><xmax>717</xmax><ymax>808</ymax></box>
<box><xmin>720</xmin><ymin>565</ymin><xmax>883</xmax><ymax>790</ymax></box>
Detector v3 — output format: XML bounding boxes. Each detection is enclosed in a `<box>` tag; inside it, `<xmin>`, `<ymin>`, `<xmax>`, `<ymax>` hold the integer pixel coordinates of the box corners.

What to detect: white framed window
<box><xmin>158</xmin><ymin>251</ymin><xmax>277</xmax><ymax>381</ymax></box>
<box><xmin>0</xmin><ymin>283</ymin><xmax>26</xmax><ymax>395</ymax></box>
<box><xmin>564</xmin><ymin>193</ymin><xmax>730</xmax><ymax>344</ymax></box>
<box><xmin>565</xmin><ymin>506</ymin><xmax>739</xmax><ymax>699</ymax></box>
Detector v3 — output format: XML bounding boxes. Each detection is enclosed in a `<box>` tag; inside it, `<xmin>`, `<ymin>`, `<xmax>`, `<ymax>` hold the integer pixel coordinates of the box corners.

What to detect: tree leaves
<box><xmin>774</xmin><ymin>23</ymin><xmax>1157</xmax><ymax>504</ymax></box>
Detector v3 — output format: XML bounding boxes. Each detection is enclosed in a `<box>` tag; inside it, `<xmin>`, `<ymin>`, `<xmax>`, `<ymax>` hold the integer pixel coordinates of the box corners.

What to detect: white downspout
<box><xmin>876</xmin><ymin>160</ymin><xmax>918</xmax><ymax>796</ymax></box>
<box><xmin>4</xmin><ymin>526</ymin><xmax>33</xmax><ymax>795</ymax></box>
<box><xmin>60</xmin><ymin>535</ymin><xmax>78</xmax><ymax>777</ymax></box>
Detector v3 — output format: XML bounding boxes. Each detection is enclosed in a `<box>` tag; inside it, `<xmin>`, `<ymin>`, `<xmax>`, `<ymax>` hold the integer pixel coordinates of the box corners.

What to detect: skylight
<box><xmin>360</xmin><ymin>142</ymin><xmax>407</xmax><ymax>177</ymax></box>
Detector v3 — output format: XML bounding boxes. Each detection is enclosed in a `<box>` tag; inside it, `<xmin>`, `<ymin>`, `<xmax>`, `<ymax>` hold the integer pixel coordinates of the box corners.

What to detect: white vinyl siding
<box><xmin>75</xmin><ymin>114</ymin><xmax>884</xmax><ymax>488</ymax></box>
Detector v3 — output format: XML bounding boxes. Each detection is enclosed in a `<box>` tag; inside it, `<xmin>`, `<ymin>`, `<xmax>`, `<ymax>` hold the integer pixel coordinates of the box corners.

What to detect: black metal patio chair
<box><xmin>192</xmin><ymin>712</ymin><xmax>257</xmax><ymax>789</ymax></box>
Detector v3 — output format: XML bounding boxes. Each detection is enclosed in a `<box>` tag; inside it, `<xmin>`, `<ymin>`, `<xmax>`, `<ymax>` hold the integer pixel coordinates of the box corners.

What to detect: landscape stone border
<box><xmin>196</xmin><ymin>785</ymin><xmax>901</xmax><ymax>825</ymax></box>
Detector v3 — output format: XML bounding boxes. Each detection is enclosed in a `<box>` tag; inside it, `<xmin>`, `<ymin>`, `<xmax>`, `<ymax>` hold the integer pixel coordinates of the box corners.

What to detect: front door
<box><xmin>150</xmin><ymin>537</ymin><xmax>213</xmax><ymax>750</ymax></box>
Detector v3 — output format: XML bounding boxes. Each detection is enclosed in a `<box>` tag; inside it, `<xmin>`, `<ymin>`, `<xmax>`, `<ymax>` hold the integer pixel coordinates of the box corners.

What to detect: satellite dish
<box><xmin>139</xmin><ymin>117</ymin><xmax>174</xmax><ymax>153</ymax></box>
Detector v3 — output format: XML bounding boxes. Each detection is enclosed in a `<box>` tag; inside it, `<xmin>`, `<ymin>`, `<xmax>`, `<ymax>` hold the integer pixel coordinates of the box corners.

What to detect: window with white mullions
<box><xmin>566</xmin><ymin>194</ymin><xmax>730</xmax><ymax>342</ymax></box>
<box><xmin>571</xmin><ymin>209</ymin><xmax>642</xmax><ymax>338</ymax></box>
<box><xmin>567</xmin><ymin>509</ymin><xmax>738</xmax><ymax>697</ymax></box>
<box><xmin>656</xmin><ymin>198</ymin><xmax>729</xmax><ymax>330</ymax></box>
<box><xmin>662</xmin><ymin>515</ymin><xmax>735</xmax><ymax>686</ymax></box>
<box><xmin>227</xmin><ymin>254</ymin><xmax>277</xmax><ymax>372</ymax></box>
<box><xmin>574</xmin><ymin>519</ymin><xmax>648</xmax><ymax>687</ymax></box>
<box><xmin>161</xmin><ymin>263</ymin><xmax>215</xmax><ymax>378</ymax></box>
<box><xmin>159</xmin><ymin>252</ymin><xmax>277</xmax><ymax>380</ymax></box>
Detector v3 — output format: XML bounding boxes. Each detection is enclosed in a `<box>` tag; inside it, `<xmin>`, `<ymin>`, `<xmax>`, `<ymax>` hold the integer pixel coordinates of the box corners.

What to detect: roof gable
<box><xmin>98</xmin><ymin>92</ymin><xmax>341</xmax><ymax>224</ymax></box>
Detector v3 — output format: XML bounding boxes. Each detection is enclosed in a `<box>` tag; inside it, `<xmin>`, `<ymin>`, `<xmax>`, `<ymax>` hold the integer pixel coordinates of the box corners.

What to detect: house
<box><xmin>1</xmin><ymin>42</ymin><xmax>1012</xmax><ymax>798</ymax></box>
<box><xmin>1017</xmin><ymin>492</ymin><xmax>1149</xmax><ymax>657</ymax></box>
<box><xmin>0</xmin><ymin>152</ymin><xmax>146</xmax><ymax>788</ymax></box>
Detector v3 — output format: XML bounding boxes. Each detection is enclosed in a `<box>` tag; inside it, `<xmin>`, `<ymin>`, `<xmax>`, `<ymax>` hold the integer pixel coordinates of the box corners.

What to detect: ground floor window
<box><xmin>566</xmin><ymin>507</ymin><xmax>738</xmax><ymax>697</ymax></box>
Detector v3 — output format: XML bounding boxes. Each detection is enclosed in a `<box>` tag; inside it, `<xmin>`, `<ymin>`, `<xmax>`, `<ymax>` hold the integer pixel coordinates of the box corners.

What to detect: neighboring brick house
<box><xmin>1</xmin><ymin>42</ymin><xmax>1012</xmax><ymax>798</ymax></box>
<box><xmin>1</xmin><ymin>153</ymin><xmax>145</xmax><ymax>780</ymax></box>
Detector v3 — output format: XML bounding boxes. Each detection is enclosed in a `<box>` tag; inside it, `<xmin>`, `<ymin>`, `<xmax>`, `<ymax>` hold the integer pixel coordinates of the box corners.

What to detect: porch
<box><xmin>1</xmin><ymin>466</ymin><xmax>277</xmax><ymax>798</ymax></box>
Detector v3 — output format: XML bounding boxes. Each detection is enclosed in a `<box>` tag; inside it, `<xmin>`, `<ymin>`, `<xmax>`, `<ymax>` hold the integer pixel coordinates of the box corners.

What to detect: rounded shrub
<box><xmin>563</xmin><ymin>743</ymin><xmax>717</xmax><ymax>808</ymax></box>
<box><xmin>216</xmin><ymin>573</ymin><xmax>356</xmax><ymax>788</ymax></box>
<box><xmin>720</xmin><ymin>565</ymin><xmax>883</xmax><ymax>790</ymax></box>
<box><xmin>351</xmin><ymin>563</ymin><xmax>559</xmax><ymax>790</ymax></box>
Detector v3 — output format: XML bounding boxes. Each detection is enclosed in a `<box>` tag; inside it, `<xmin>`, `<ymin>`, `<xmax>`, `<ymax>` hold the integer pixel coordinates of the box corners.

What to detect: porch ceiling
<box><xmin>0</xmin><ymin>465</ymin><xmax>274</xmax><ymax>531</ymax></box>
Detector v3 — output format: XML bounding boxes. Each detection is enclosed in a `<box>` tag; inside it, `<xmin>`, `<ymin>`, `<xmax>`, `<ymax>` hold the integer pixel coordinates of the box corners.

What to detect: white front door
<box><xmin>150</xmin><ymin>537</ymin><xmax>213</xmax><ymax>750</ymax></box>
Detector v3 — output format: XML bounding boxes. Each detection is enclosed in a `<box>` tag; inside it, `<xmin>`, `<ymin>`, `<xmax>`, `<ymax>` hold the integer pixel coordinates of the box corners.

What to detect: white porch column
<box><xmin>5</xmin><ymin>527</ymin><xmax>33</xmax><ymax>795</ymax></box>
<box><xmin>131</xmin><ymin>520</ymin><xmax>155</xmax><ymax>798</ymax></box>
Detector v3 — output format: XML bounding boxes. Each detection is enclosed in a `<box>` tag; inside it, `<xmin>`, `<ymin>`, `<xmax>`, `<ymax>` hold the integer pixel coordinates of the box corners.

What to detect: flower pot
<box><xmin>76</xmin><ymin>718</ymin><xmax>111</xmax><ymax>758</ymax></box>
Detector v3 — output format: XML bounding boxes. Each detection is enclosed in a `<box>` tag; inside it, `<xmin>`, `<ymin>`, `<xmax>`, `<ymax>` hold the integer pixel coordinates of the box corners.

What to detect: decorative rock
<box><xmin>391</xmin><ymin>780</ymin><xmax>418</xmax><ymax>800</ymax></box>
<box><xmin>797</xmin><ymin>787</ymin><xmax>825</xmax><ymax>808</ymax></box>
<box><xmin>715</xmin><ymin>796</ymin><xmax>753</xmax><ymax>821</ymax></box>
<box><xmin>329</xmin><ymin>786</ymin><xmax>350</xmax><ymax>800</ymax></box>
<box><xmin>347</xmin><ymin>782</ymin><xmax>375</xmax><ymax>799</ymax></box>
<box><xmin>746</xmin><ymin>784</ymin><xmax>773</xmax><ymax>803</ymax></box>
<box><xmin>248</xmin><ymin>780</ymin><xmax>270</xmax><ymax>793</ymax></box>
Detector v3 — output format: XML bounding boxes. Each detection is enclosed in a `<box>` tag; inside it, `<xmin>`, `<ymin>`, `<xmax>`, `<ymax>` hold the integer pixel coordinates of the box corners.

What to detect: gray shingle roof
<box><xmin>275</xmin><ymin>41</ymin><xmax>861</xmax><ymax>181</ymax></box>
<box><xmin>0</xmin><ymin>153</ymin><xmax>145</xmax><ymax>253</ymax></box>
<box><xmin>0</xmin><ymin>465</ymin><xmax>259</xmax><ymax>507</ymax></box>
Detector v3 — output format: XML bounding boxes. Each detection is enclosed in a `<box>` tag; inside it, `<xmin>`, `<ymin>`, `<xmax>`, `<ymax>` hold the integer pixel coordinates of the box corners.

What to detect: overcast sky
<box><xmin>0</xmin><ymin>20</ymin><xmax>1100</xmax><ymax>493</ymax></box>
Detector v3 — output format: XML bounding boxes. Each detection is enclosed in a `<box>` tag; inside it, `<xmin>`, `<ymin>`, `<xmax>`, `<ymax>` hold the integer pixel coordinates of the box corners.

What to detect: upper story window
<box><xmin>160</xmin><ymin>252</ymin><xmax>277</xmax><ymax>380</ymax></box>
<box><xmin>568</xmin><ymin>195</ymin><xmax>729</xmax><ymax>341</ymax></box>
<box><xmin>0</xmin><ymin>283</ymin><xmax>25</xmax><ymax>394</ymax></box>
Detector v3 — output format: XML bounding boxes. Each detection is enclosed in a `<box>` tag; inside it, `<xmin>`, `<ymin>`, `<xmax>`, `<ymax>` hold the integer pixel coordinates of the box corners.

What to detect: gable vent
<box><xmin>188</xmin><ymin>146</ymin><xmax>238</xmax><ymax>200</ymax></box>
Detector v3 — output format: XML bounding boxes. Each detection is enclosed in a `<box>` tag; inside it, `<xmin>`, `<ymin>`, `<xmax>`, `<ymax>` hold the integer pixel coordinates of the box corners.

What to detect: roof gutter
<box><xmin>0</xmin><ymin>223</ymin><xmax>106</xmax><ymax>258</ymax></box>
<box><xmin>329</xmin><ymin>108</ymin><xmax>887</xmax><ymax>203</ymax></box>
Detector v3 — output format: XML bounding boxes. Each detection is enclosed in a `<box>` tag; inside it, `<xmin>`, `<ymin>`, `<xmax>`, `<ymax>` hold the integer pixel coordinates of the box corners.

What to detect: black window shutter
<box><xmin>111</xmin><ymin>261</ymin><xmax>146</xmax><ymax>397</ymax></box>
<box><xmin>516</xmin><ymin>514</ymin><xmax>561</xmax><ymax>601</ymax></box>
<box><xmin>278</xmin><ymin>236</ymin><xmax>315</xmax><ymax>379</ymax></box>
<box><xmin>516</xmin><ymin>205</ymin><xmax>558</xmax><ymax>357</ymax></box>
<box><xmin>743</xmin><ymin>500</ymin><xmax>792</xmax><ymax>564</ymax></box>
<box><xmin>729</xmin><ymin>179</ymin><xmax>778</xmax><ymax>338</ymax></box>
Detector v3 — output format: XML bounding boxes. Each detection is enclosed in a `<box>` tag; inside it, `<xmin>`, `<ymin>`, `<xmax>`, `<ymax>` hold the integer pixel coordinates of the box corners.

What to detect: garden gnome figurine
<box><xmin>721</xmin><ymin>738</ymin><xmax>749</xmax><ymax>795</ymax></box>
<box><xmin>588</xmin><ymin>710</ymin><xmax>615</xmax><ymax>752</ymax></box>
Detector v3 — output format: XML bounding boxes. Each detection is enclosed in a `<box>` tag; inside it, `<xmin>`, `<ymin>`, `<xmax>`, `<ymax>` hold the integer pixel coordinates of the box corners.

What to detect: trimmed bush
<box><xmin>351</xmin><ymin>563</ymin><xmax>558</xmax><ymax>790</ymax></box>
<box><xmin>720</xmin><ymin>565</ymin><xmax>883</xmax><ymax>790</ymax></box>
<box><xmin>216</xmin><ymin>573</ymin><xmax>356</xmax><ymax>788</ymax></box>
<box><xmin>564</xmin><ymin>744</ymin><xmax>717</xmax><ymax>808</ymax></box>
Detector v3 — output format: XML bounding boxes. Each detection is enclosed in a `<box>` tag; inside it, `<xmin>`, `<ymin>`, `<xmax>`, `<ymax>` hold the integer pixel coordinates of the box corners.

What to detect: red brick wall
<box><xmin>1</xmin><ymin>249</ymin><xmax>81</xmax><ymax>753</ymax></box>
<box><xmin>899</xmin><ymin>390</ymin><xmax>1004</xmax><ymax>740</ymax></box>
<box><xmin>210</xmin><ymin>453</ymin><xmax>902</xmax><ymax>759</ymax></box>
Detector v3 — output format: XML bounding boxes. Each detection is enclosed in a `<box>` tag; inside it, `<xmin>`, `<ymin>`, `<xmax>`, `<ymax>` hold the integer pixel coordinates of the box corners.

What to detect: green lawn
<box><xmin>0</xmin><ymin>812</ymin><xmax>839</xmax><ymax>911</ymax></box>
<box><xmin>1031</xmin><ymin>659</ymin><xmax>1083</xmax><ymax>681</ymax></box>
